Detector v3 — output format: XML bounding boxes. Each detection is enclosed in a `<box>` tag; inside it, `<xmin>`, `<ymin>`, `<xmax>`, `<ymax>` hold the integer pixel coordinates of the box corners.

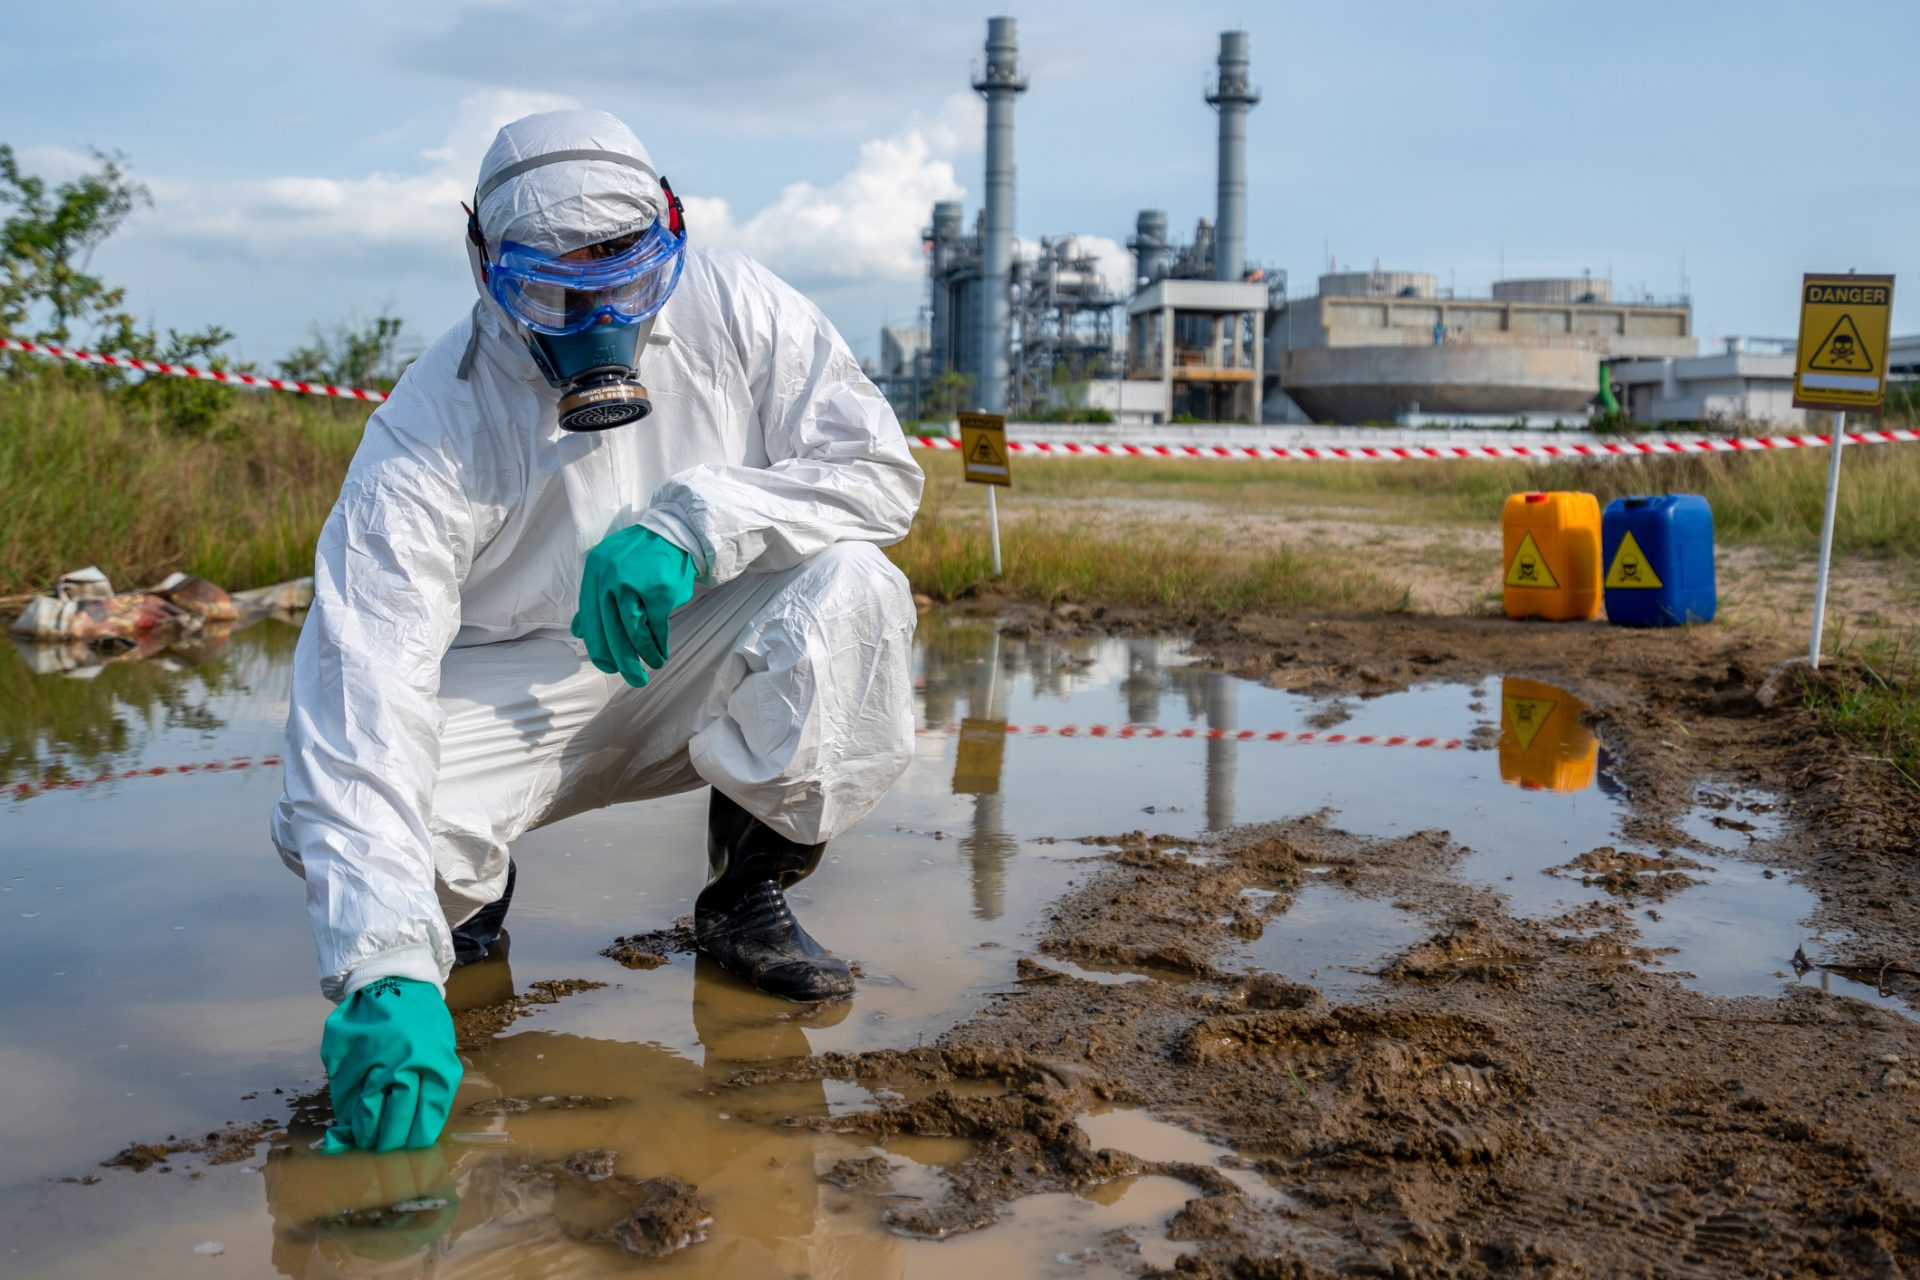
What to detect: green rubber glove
<box><xmin>318</xmin><ymin>976</ymin><xmax>462</xmax><ymax>1154</ymax></box>
<box><xmin>572</xmin><ymin>525</ymin><xmax>697</xmax><ymax>688</ymax></box>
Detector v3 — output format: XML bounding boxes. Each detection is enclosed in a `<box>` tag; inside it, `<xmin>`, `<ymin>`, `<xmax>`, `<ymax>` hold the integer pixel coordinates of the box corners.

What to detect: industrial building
<box><xmin>1611</xmin><ymin>333</ymin><xmax>1920</xmax><ymax>428</ymax></box>
<box><xmin>1268</xmin><ymin>272</ymin><xmax>1697</xmax><ymax>423</ymax></box>
<box><xmin>904</xmin><ymin>18</ymin><xmax>1718</xmax><ymax>428</ymax></box>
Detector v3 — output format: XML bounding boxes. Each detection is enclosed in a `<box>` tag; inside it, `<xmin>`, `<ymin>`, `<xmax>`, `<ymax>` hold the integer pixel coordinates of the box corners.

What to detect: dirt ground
<box><xmin>80</xmin><ymin>498</ymin><xmax>1920</xmax><ymax>1274</ymax></box>
<box><xmin>728</xmin><ymin>595</ymin><xmax>1920</xmax><ymax>1277</ymax></box>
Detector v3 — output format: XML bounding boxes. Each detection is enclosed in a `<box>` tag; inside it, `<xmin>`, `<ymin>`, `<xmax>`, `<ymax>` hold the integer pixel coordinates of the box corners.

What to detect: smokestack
<box><xmin>927</xmin><ymin>199</ymin><xmax>964</xmax><ymax>373</ymax></box>
<box><xmin>972</xmin><ymin>16</ymin><xmax>1026</xmax><ymax>414</ymax></box>
<box><xmin>1205</xmin><ymin>31</ymin><xmax>1259</xmax><ymax>283</ymax></box>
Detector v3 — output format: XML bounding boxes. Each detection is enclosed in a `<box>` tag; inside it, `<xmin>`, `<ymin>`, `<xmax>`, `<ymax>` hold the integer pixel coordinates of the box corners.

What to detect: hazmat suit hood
<box><xmin>464</xmin><ymin>109</ymin><xmax>675</xmax><ymax>427</ymax></box>
<box><xmin>466</xmin><ymin>108</ymin><xmax>667</xmax><ymax>318</ymax></box>
<box><xmin>475</xmin><ymin>109</ymin><xmax>664</xmax><ymax>258</ymax></box>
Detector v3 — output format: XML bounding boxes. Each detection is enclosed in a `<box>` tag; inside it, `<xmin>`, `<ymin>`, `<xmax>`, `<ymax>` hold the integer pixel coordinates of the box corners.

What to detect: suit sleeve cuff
<box><xmin>336</xmin><ymin>943</ymin><xmax>446</xmax><ymax>1003</ymax></box>
<box><xmin>637</xmin><ymin>508</ymin><xmax>714</xmax><ymax>582</ymax></box>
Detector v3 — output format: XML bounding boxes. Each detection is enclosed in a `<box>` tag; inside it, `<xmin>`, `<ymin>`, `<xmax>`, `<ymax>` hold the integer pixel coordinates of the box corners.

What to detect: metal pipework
<box><xmin>1205</xmin><ymin>30</ymin><xmax>1260</xmax><ymax>283</ymax></box>
<box><xmin>972</xmin><ymin>16</ymin><xmax>1026</xmax><ymax>413</ymax></box>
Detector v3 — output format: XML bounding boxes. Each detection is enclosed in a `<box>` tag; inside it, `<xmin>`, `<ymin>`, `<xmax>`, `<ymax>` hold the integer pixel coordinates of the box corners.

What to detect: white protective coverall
<box><xmin>270</xmin><ymin>111</ymin><xmax>923</xmax><ymax>1003</ymax></box>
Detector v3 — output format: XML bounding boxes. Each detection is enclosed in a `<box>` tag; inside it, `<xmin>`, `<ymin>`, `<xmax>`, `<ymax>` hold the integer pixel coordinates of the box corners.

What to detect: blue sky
<box><xmin>3</xmin><ymin>0</ymin><xmax>1916</xmax><ymax>370</ymax></box>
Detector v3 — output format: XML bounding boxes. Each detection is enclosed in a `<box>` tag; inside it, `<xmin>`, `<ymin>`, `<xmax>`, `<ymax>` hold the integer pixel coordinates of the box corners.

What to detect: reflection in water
<box><xmin>948</xmin><ymin>631</ymin><xmax>1014</xmax><ymax>920</ymax></box>
<box><xmin>1203</xmin><ymin>672</ymin><xmax>1237</xmax><ymax>831</ymax></box>
<box><xmin>1</xmin><ymin>623</ymin><xmax>298</xmax><ymax>793</ymax></box>
<box><xmin>7</xmin><ymin>619</ymin><xmax>1896</xmax><ymax>1276</ymax></box>
<box><xmin>264</xmin><ymin>956</ymin><xmax>903</xmax><ymax>1278</ymax></box>
<box><xmin>1496</xmin><ymin>676</ymin><xmax>1598</xmax><ymax>794</ymax></box>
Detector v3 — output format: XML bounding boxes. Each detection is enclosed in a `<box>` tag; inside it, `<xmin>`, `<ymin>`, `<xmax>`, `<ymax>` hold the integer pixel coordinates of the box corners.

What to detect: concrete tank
<box><xmin>1282</xmin><ymin>344</ymin><xmax>1601</xmax><ymax>422</ymax></box>
<box><xmin>1317</xmin><ymin>270</ymin><xmax>1438</xmax><ymax>299</ymax></box>
<box><xmin>1493</xmin><ymin>277</ymin><xmax>1613</xmax><ymax>304</ymax></box>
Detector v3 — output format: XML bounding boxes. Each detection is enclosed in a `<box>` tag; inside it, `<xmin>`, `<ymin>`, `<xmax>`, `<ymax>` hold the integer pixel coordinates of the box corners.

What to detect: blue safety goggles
<box><xmin>484</xmin><ymin>216</ymin><xmax>686</xmax><ymax>336</ymax></box>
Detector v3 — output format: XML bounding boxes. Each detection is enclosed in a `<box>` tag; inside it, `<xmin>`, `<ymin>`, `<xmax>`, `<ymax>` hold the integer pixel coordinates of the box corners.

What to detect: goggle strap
<box><xmin>661</xmin><ymin>177</ymin><xmax>686</xmax><ymax>238</ymax></box>
<box><xmin>475</xmin><ymin>149</ymin><xmax>660</xmax><ymax>207</ymax></box>
<box><xmin>463</xmin><ymin>202</ymin><xmax>489</xmax><ymax>281</ymax></box>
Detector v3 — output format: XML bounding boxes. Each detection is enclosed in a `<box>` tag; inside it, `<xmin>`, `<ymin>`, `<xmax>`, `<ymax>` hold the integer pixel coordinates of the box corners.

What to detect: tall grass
<box><xmin>1806</xmin><ymin>633</ymin><xmax>1920</xmax><ymax>791</ymax></box>
<box><xmin>5</xmin><ymin>369</ymin><xmax>1916</xmax><ymax>606</ymax></box>
<box><xmin>0</xmin><ymin>369</ymin><xmax>366</xmax><ymax>595</ymax></box>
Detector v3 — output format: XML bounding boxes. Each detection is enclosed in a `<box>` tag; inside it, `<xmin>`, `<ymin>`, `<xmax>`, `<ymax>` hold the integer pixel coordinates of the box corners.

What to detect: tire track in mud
<box><xmin>735</xmin><ymin>813</ymin><xmax>1920</xmax><ymax>1276</ymax></box>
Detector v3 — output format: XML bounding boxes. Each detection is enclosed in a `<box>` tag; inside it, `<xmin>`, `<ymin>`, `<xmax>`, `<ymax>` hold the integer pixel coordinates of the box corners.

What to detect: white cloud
<box><xmin>139</xmin><ymin>88</ymin><xmax>577</xmax><ymax>257</ymax></box>
<box><xmin>129</xmin><ymin>87</ymin><xmax>978</xmax><ymax>308</ymax></box>
<box><xmin>681</xmin><ymin>94</ymin><xmax>978</xmax><ymax>289</ymax></box>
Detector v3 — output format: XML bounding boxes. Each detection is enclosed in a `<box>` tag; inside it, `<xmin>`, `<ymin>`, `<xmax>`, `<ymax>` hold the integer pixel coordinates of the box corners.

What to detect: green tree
<box><xmin>279</xmin><ymin>313</ymin><xmax>408</xmax><ymax>391</ymax></box>
<box><xmin>103</xmin><ymin>318</ymin><xmax>254</xmax><ymax>437</ymax></box>
<box><xmin>0</xmin><ymin>145</ymin><xmax>150</xmax><ymax>341</ymax></box>
<box><xmin>925</xmin><ymin>369</ymin><xmax>975</xmax><ymax>422</ymax></box>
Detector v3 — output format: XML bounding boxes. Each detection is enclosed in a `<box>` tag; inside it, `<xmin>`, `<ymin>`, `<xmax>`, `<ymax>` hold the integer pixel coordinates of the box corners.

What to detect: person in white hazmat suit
<box><xmin>270</xmin><ymin>110</ymin><xmax>923</xmax><ymax>1153</ymax></box>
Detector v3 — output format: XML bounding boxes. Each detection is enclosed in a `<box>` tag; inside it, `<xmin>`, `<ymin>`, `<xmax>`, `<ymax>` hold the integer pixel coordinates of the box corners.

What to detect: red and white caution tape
<box><xmin>12</xmin><ymin>336</ymin><xmax>1909</xmax><ymax>458</ymax></box>
<box><xmin>919</xmin><ymin>722</ymin><xmax>1464</xmax><ymax>749</ymax></box>
<box><xmin>910</xmin><ymin>431</ymin><xmax>1920</xmax><ymax>462</ymax></box>
<box><xmin>9</xmin><ymin>754</ymin><xmax>280</xmax><ymax>802</ymax></box>
<box><xmin>0</xmin><ymin>337</ymin><xmax>388</xmax><ymax>403</ymax></box>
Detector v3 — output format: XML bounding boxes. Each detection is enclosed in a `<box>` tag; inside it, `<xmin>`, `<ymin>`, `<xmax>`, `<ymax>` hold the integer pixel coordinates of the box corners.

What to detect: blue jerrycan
<box><xmin>1601</xmin><ymin>495</ymin><xmax>1716</xmax><ymax>626</ymax></box>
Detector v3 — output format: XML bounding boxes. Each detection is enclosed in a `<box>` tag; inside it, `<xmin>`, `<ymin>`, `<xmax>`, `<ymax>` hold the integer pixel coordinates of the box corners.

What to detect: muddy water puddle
<box><xmin>0</xmin><ymin>619</ymin><xmax>1906</xmax><ymax>1275</ymax></box>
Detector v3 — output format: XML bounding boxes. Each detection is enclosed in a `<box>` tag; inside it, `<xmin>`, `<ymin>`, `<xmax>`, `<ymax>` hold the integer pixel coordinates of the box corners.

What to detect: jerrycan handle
<box><xmin>1623</xmin><ymin>497</ymin><xmax>1652</xmax><ymax>508</ymax></box>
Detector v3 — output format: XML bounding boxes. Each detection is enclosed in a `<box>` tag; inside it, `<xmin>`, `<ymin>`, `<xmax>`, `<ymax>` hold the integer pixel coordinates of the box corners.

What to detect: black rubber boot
<box><xmin>451</xmin><ymin>860</ymin><xmax>514</xmax><ymax>968</ymax></box>
<box><xmin>695</xmin><ymin>789</ymin><xmax>853</xmax><ymax>1003</ymax></box>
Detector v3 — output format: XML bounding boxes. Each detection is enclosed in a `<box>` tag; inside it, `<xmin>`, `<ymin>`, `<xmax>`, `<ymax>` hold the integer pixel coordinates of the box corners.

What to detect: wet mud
<box><xmin>17</xmin><ymin>606</ymin><xmax>1920</xmax><ymax>1274</ymax></box>
<box><xmin>740</xmin><ymin>815</ymin><xmax>1920</xmax><ymax>1275</ymax></box>
<box><xmin>710</xmin><ymin>605</ymin><xmax>1920</xmax><ymax>1274</ymax></box>
<box><xmin>450</xmin><ymin>977</ymin><xmax>607</xmax><ymax>1048</ymax></box>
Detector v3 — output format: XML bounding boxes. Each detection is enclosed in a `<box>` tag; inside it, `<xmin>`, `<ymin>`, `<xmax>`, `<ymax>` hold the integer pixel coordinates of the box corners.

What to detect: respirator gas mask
<box><xmin>467</xmin><ymin>173</ymin><xmax>687</xmax><ymax>432</ymax></box>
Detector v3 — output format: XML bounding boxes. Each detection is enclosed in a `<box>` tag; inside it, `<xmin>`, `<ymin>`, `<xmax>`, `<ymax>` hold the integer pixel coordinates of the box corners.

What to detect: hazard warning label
<box><xmin>1806</xmin><ymin>314</ymin><xmax>1873</xmax><ymax>373</ymax></box>
<box><xmin>1502</xmin><ymin>695</ymin><xmax>1557</xmax><ymax>752</ymax></box>
<box><xmin>1793</xmin><ymin>272</ymin><xmax>1894</xmax><ymax>411</ymax></box>
<box><xmin>958</xmin><ymin>411</ymin><xmax>1011</xmax><ymax>486</ymax></box>
<box><xmin>1604</xmin><ymin>531</ymin><xmax>1663</xmax><ymax>589</ymax></box>
<box><xmin>1504</xmin><ymin>531</ymin><xmax>1559</xmax><ymax>589</ymax></box>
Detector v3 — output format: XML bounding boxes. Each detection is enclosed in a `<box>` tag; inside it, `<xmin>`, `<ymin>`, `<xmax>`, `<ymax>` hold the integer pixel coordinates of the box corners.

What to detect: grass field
<box><xmin>0</xmin><ymin>369</ymin><xmax>364</xmax><ymax>597</ymax></box>
<box><xmin>3</xmin><ymin>369</ymin><xmax>1914</xmax><ymax>787</ymax></box>
<box><xmin>5</xmin><ymin>371</ymin><xmax>1918</xmax><ymax>598</ymax></box>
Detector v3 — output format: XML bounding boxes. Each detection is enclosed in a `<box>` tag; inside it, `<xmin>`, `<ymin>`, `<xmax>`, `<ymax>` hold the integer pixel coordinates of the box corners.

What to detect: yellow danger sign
<box><xmin>1505</xmin><ymin>531</ymin><xmax>1559</xmax><ymax>589</ymax></box>
<box><xmin>958</xmin><ymin>411</ymin><xmax>1011</xmax><ymax>486</ymax></box>
<box><xmin>1502</xmin><ymin>695</ymin><xmax>1558</xmax><ymax>753</ymax></box>
<box><xmin>1604</xmin><ymin>531</ymin><xmax>1663</xmax><ymax>589</ymax></box>
<box><xmin>1793</xmin><ymin>273</ymin><xmax>1894</xmax><ymax>411</ymax></box>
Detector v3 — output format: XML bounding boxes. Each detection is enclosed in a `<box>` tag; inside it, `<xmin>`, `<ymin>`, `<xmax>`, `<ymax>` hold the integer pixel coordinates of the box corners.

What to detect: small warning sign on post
<box><xmin>1793</xmin><ymin>273</ymin><xmax>1894</xmax><ymax>411</ymax></box>
<box><xmin>1504</xmin><ymin>532</ymin><xmax>1559</xmax><ymax>589</ymax></box>
<box><xmin>1604</xmin><ymin>532</ymin><xmax>1663</xmax><ymax>589</ymax></box>
<box><xmin>958</xmin><ymin>412</ymin><xmax>1012</xmax><ymax>486</ymax></box>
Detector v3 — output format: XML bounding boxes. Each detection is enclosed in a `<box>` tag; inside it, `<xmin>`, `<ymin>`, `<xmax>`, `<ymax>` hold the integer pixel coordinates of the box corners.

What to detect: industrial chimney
<box><xmin>1205</xmin><ymin>31</ymin><xmax>1259</xmax><ymax>283</ymax></box>
<box><xmin>972</xmin><ymin>16</ymin><xmax>1026</xmax><ymax>414</ymax></box>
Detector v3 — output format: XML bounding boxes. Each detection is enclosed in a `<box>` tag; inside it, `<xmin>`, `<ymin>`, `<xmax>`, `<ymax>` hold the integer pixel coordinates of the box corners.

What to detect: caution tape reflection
<box><xmin>921</xmin><ymin>722</ymin><xmax>1464</xmax><ymax>750</ymax></box>
<box><xmin>9</xmin><ymin>754</ymin><xmax>280</xmax><ymax>801</ymax></box>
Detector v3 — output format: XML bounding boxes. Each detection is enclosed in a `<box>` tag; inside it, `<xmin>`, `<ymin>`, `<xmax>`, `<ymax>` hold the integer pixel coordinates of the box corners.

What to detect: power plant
<box><xmin>882</xmin><ymin>18</ymin><xmax>1703</xmax><ymax>427</ymax></box>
